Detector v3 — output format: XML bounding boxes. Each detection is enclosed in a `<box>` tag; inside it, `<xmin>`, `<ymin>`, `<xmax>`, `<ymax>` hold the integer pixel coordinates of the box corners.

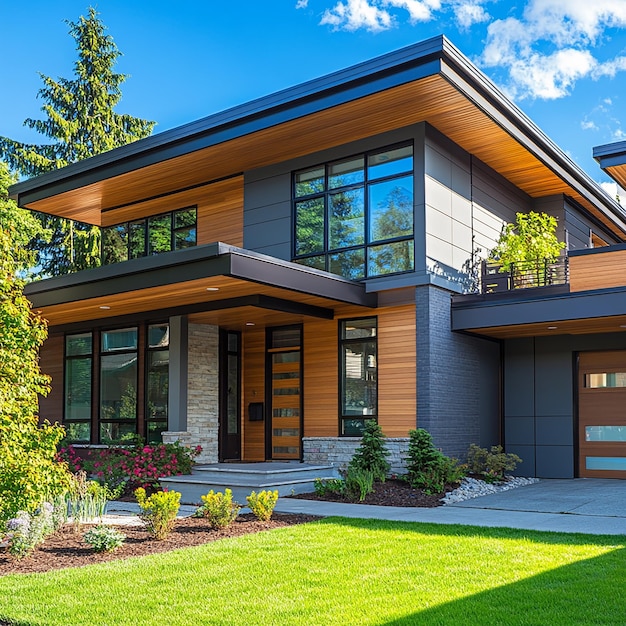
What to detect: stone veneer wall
<box><xmin>303</xmin><ymin>437</ymin><xmax>410</xmax><ymax>475</ymax></box>
<box><xmin>162</xmin><ymin>323</ymin><xmax>219</xmax><ymax>464</ymax></box>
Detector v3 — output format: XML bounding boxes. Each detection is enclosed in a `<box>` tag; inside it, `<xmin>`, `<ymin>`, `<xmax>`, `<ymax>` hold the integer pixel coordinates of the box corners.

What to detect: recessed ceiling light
<box><xmin>620</xmin><ymin>325</ymin><xmax>626</xmax><ymax>328</ymax></box>
<box><xmin>99</xmin><ymin>305</ymin><xmax>111</xmax><ymax>310</ymax></box>
<box><xmin>206</xmin><ymin>287</ymin><xmax>220</xmax><ymax>292</ymax></box>
<box><xmin>245</xmin><ymin>322</ymin><xmax>255</xmax><ymax>326</ymax></box>
<box><xmin>547</xmin><ymin>326</ymin><xmax>557</xmax><ymax>330</ymax></box>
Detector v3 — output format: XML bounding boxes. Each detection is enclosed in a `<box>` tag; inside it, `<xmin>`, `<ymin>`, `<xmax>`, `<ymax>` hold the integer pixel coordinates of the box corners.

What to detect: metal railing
<box><xmin>481</xmin><ymin>257</ymin><xmax>569</xmax><ymax>294</ymax></box>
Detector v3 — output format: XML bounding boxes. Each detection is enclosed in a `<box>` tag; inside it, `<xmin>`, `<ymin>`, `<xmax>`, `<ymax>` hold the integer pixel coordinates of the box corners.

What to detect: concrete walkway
<box><xmin>106</xmin><ymin>479</ymin><xmax>626</xmax><ymax>536</ymax></box>
<box><xmin>273</xmin><ymin>479</ymin><xmax>626</xmax><ymax>536</ymax></box>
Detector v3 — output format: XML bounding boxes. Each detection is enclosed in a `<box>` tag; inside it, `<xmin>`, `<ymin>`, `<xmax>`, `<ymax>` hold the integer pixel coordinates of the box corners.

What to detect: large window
<box><xmin>294</xmin><ymin>144</ymin><xmax>414</xmax><ymax>279</ymax></box>
<box><xmin>340</xmin><ymin>317</ymin><xmax>377</xmax><ymax>436</ymax></box>
<box><xmin>64</xmin><ymin>324</ymin><xmax>169</xmax><ymax>444</ymax></box>
<box><xmin>102</xmin><ymin>207</ymin><xmax>197</xmax><ymax>265</ymax></box>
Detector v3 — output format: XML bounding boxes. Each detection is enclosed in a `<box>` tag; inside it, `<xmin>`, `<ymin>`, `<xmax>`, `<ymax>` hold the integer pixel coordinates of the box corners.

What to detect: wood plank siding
<box><xmin>38</xmin><ymin>333</ymin><xmax>64</xmax><ymax>425</ymax></box>
<box><xmin>242</xmin><ymin>326</ymin><xmax>266</xmax><ymax>461</ymax></box>
<box><xmin>569</xmin><ymin>249</ymin><xmax>626</xmax><ymax>292</ymax></box>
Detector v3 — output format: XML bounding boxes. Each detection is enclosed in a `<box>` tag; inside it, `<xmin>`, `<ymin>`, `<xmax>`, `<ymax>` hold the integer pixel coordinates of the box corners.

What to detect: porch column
<box><xmin>167</xmin><ymin>315</ymin><xmax>188</xmax><ymax>432</ymax></box>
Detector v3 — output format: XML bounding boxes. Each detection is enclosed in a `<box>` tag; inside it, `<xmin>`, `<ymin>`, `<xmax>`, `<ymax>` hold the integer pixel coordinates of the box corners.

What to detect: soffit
<box><xmin>18</xmin><ymin>72</ymin><xmax>626</xmax><ymax>238</ymax></box>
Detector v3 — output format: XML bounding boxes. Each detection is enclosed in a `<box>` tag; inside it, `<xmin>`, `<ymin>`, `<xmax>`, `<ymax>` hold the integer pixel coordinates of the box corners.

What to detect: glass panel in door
<box><xmin>271</xmin><ymin>349</ymin><xmax>301</xmax><ymax>459</ymax></box>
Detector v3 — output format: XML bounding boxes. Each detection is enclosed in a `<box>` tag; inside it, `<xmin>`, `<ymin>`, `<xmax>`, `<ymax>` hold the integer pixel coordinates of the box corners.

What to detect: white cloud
<box><xmin>581</xmin><ymin>119</ymin><xmax>598</xmax><ymax>131</ymax></box>
<box><xmin>452</xmin><ymin>1</ymin><xmax>490</xmax><ymax>28</ymax></box>
<box><xmin>320</xmin><ymin>0</ymin><xmax>393</xmax><ymax>32</ymax></box>
<box><xmin>385</xmin><ymin>0</ymin><xmax>442</xmax><ymax>23</ymax></box>
<box><xmin>600</xmin><ymin>181</ymin><xmax>626</xmax><ymax>203</ymax></box>
<box><xmin>482</xmin><ymin>1</ymin><xmax>626</xmax><ymax>99</ymax></box>
<box><xmin>296</xmin><ymin>0</ymin><xmax>308</xmax><ymax>8</ymax></box>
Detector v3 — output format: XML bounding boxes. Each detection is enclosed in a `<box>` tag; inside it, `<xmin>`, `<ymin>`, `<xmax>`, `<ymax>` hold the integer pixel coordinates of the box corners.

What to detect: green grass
<box><xmin>1</xmin><ymin>518</ymin><xmax>625</xmax><ymax>625</ymax></box>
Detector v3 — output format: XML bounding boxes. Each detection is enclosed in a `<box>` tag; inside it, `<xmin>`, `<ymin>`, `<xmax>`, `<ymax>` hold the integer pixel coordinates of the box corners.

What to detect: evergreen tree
<box><xmin>0</xmin><ymin>7</ymin><xmax>155</xmax><ymax>276</ymax></box>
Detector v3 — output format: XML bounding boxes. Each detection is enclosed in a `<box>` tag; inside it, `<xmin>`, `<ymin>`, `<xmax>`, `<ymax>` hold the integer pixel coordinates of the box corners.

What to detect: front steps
<box><xmin>160</xmin><ymin>462</ymin><xmax>339</xmax><ymax>505</ymax></box>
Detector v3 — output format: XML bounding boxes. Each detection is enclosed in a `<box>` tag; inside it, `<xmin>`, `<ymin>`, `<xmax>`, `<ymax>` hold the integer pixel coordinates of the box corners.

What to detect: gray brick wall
<box><xmin>416</xmin><ymin>284</ymin><xmax>499</xmax><ymax>458</ymax></box>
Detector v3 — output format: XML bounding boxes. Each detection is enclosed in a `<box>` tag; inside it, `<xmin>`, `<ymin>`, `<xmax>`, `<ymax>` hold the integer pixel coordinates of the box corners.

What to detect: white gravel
<box><xmin>441</xmin><ymin>476</ymin><xmax>539</xmax><ymax>505</ymax></box>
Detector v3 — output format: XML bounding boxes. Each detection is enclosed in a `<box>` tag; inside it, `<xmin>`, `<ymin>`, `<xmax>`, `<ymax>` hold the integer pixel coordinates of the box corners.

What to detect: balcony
<box><xmin>480</xmin><ymin>257</ymin><xmax>569</xmax><ymax>294</ymax></box>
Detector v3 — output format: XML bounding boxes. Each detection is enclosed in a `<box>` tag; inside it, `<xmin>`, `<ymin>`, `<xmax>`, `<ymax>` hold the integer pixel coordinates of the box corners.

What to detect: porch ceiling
<box><xmin>24</xmin><ymin>243</ymin><xmax>377</xmax><ymax>330</ymax></box>
<box><xmin>451</xmin><ymin>287</ymin><xmax>626</xmax><ymax>339</ymax></box>
<box><xmin>11</xmin><ymin>37</ymin><xmax>626</xmax><ymax>239</ymax></box>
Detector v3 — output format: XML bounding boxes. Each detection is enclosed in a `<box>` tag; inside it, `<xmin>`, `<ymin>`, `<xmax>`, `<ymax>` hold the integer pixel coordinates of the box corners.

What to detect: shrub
<box><xmin>67</xmin><ymin>471</ymin><xmax>122</xmax><ymax>531</ymax></box>
<box><xmin>4</xmin><ymin>500</ymin><xmax>65</xmax><ymax>560</ymax></box>
<box><xmin>467</xmin><ymin>444</ymin><xmax>522</xmax><ymax>483</ymax></box>
<box><xmin>313</xmin><ymin>478</ymin><xmax>345</xmax><ymax>497</ymax></box>
<box><xmin>345</xmin><ymin>467</ymin><xmax>374</xmax><ymax>502</ymax></box>
<box><xmin>246</xmin><ymin>490</ymin><xmax>279</xmax><ymax>521</ymax></box>
<box><xmin>348</xmin><ymin>420</ymin><xmax>390</xmax><ymax>483</ymax></box>
<box><xmin>403</xmin><ymin>429</ymin><xmax>464</xmax><ymax>495</ymax></box>
<box><xmin>135</xmin><ymin>488</ymin><xmax>181</xmax><ymax>540</ymax></box>
<box><xmin>58</xmin><ymin>441</ymin><xmax>201</xmax><ymax>495</ymax></box>
<box><xmin>83</xmin><ymin>525</ymin><xmax>126</xmax><ymax>552</ymax></box>
<box><xmin>195</xmin><ymin>489</ymin><xmax>241</xmax><ymax>529</ymax></box>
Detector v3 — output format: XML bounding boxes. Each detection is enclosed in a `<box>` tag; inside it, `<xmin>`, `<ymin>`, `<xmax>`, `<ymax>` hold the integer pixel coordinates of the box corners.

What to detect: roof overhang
<box><xmin>25</xmin><ymin>243</ymin><xmax>377</xmax><ymax>330</ymax></box>
<box><xmin>594</xmin><ymin>141</ymin><xmax>626</xmax><ymax>190</ymax></box>
<box><xmin>10</xmin><ymin>35</ymin><xmax>626</xmax><ymax>239</ymax></box>
<box><xmin>451</xmin><ymin>286</ymin><xmax>626</xmax><ymax>339</ymax></box>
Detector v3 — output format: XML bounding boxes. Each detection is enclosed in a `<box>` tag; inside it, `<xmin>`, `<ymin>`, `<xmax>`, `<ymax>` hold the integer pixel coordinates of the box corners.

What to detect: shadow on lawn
<box><xmin>321</xmin><ymin>518</ymin><xmax>626</xmax><ymax>626</ymax></box>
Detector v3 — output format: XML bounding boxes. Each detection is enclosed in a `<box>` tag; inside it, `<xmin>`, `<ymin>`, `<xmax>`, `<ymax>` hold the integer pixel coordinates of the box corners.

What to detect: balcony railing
<box><xmin>481</xmin><ymin>257</ymin><xmax>569</xmax><ymax>294</ymax></box>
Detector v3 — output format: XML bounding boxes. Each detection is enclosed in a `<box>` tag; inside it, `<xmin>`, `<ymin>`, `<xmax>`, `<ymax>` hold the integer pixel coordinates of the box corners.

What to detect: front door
<box><xmin>579</xmin><ymin>351</ymin><xmax>626</xmax><ymax>477</ymax></box>
<box><xmin>219</xmin><ymin>330</ymin><xmax>241</xmax><ymax>461</ymax></box>
<box><xmin>266</xmin><ymin>326</ymin><xmax>302</xmax><ymax>460</ymax></box>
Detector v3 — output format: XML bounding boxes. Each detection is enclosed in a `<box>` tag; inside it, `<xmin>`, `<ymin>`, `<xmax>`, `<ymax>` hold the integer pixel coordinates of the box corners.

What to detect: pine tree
<box><xmin>0</xmin><ymin>8</ymin><xmax>155</xmax><ymax>276</ymax></box>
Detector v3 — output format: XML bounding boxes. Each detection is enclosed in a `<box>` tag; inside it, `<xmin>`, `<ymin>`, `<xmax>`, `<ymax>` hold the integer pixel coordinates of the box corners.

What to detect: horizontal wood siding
<box><xmin>197</xmin><ymin>177</ymin><xmax>244</xmax><ymax>247</ymax></box>
<box><xmin>570</xmin><ymin>250</ymin><xmax>626</xmax><ymax>292</ymax></box>
<box><xmin>303</xmin><ymin>303</ymin><xmax>417</xmax><ymax>438</ymax></box>
<box><xmin>39</xmin><ymin>334</ymin><xmax>64</xmax><ymax>425</ymax></box>
<box><xmin>377</xmin><ymin>305</ymin><xmax>417</xmax><ymax>436</ymax></box>
<box><xmin>242</xmin><ymin>327</ymin><xmax>265</xmax><ymax>460</ymax></box>
<box><xmin>303</xmin><ymin>320</ymin><xmax>338</xmax><ymax>437</ymax></box>
<box><xmin>101</xmin><ymin>176</ymin><xmax>244</xmax><ymax>248</ymax></box>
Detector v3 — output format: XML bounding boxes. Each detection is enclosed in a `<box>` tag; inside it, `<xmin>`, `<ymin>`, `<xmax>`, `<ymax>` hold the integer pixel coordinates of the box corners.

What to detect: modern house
<box><xmin>10</xmin><ymin>35</ymin><xmax>626</xmax><ymax>480</ymax></box>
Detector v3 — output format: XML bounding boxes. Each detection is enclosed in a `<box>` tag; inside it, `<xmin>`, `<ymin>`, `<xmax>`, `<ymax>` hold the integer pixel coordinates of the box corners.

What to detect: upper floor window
<box><xmin>293</xmin><ymin>144</ymin><xmax>414</xmax><ymax>280</ymax></box>
<box><xmin>102</xmin><ymin>206</ymin><xmax>197</xmax><ymax>265</ymax></box>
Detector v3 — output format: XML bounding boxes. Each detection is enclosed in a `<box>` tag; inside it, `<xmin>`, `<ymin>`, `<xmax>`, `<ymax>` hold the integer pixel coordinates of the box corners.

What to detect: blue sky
<box><xmin>2</xmin><ymin>0</ymin><xmax>626</xmax><ymax>195</ymax></box>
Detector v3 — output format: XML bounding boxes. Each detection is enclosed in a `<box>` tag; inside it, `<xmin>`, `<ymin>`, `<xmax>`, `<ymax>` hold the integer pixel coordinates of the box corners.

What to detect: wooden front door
<box><xmin>579</xmin><ymin>351</ymin><xmax>626</xmax><ymax>477</ymax></box>
<box><xmin>266</xmin><ymin>326</ymin><xmax>302</xmax><ymax>460</ymax></box>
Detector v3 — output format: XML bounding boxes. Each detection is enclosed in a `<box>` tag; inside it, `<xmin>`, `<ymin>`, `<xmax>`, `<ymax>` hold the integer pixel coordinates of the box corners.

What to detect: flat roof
<box><xmin>10</xmin><ymin>35</ymin><xmax>626</xmax><ymax>238</ymax></box>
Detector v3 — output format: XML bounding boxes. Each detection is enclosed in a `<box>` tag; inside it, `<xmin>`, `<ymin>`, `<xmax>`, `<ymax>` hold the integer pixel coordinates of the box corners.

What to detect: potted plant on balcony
<box><xmin>488</xmin><ymin>211</ymin><xmax>565</xmax><ymax>289</ymax></box>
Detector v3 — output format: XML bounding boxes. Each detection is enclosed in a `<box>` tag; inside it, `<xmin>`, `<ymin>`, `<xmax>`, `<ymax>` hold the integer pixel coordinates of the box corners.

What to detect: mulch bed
<box><xmin>0</xmin><ymin>513</ymin><xmax>320</xmax><ymax>577</ymax></box>
<box><xmin>289</xmin><ymin>478</ymin><xmax>453</xmax><ymax>507</ymax></box>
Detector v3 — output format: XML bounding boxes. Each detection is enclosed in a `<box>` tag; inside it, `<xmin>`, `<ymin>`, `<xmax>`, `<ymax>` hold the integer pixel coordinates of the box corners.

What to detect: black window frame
<box><xmin>339</xmin><ymin>317</ymin><xmax>378</xmax><ymax>437</ymax></box>
<box><xmin>101</xmin><ymin>206</ymin><xmax>197</xmax><ymax>265</ymax></box>
<box><xmin>292</xmin><ymin>142</ymin><xmax>414</xmax><ymax>280</ymax></box>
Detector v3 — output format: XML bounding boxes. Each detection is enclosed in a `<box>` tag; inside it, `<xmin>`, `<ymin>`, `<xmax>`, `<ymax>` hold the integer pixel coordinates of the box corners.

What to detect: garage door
<box><xmin>579</xmin><ymin>351</ymin><xmax>626</xmax><ymax>478</ymax></box>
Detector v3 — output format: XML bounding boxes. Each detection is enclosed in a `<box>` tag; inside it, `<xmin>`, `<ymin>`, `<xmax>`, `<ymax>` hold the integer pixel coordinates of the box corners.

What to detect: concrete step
<box><xmin>160</xmin><ymin>462</ymin><xmax>338</xmax><ymax>505</ymax></box>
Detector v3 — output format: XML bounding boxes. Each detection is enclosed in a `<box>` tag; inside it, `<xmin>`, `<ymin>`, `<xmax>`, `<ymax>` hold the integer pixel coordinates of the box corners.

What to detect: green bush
<box><xmin>403</xmin><ymin>429</ymin><xmax>464</xmax><ymax>495</ymax></box>
<box><xmin>313</xmin><ymin>477</ymin><xmax>345</xmax><ymax>497</ymax></box>
<box><xmin>246</xmin><ymin>490</ymin><xmax>279</xmax><ymax>521</ymax></box>
<box><xmin>195</xmin><ymin>489</ymin><xmax>241</xmax><ymax>529</ymax></box>
<box><xmin>5</xmin><ymin>500</ymin><xmax>65</xmax><ymax>560</ymax></box>
<box><xmin>466</xmin><ymin>444</ymin><xmax>522</xmax><ymax>483</ymax></box>
<box><xmin>83</xmin><ymin>524</ymin><xmax>126</xmax><ymax>552</ymax></box>
<box><xmin>348</xmin><ymin>420</ymin><xmax>390</xmax><ymax>483</ymax></box>
<box><xmin>345</xmin><ymin>467</ymin><xmax>374</xmax><ymax>502</ymax></box>
<box><xmin>135</xmin><ymin>488</ymin><xmax>181</xmax><ymax>540</ymax></box>
<box><xmin>67</xmin><ymin>471</ymin><xmax>122</xmax><ymax>532</ymax></box>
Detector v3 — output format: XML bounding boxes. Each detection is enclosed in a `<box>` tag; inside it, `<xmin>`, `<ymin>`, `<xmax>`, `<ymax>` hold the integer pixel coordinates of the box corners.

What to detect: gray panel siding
<box><xmin>503</xmin><ymin>332</ymin><xmax>626</xmax><ymax>478</ymax></box>
<box><xmin>243</xmin><ymin>124</ymin><xmax>426</xmax><ymax>263</ymax></box>
<box><xmin>416</xmin><ymin>284</ymin><xmax>500</xmax><ymax>458</ymax></box>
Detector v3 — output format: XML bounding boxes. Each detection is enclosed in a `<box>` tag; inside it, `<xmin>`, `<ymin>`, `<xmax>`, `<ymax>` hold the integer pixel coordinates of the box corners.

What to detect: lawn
<box><xmin>1</xmin><ymin>517</ymin><xmax>624</xmax><ymax>626</ymax></box>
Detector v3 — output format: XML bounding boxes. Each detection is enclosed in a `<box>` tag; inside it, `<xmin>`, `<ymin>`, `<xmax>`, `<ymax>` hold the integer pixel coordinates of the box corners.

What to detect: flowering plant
<box><xmin>57</xmin><ymin>441</ymin><xmax>201</xmax><ymax>496</ymax></box>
